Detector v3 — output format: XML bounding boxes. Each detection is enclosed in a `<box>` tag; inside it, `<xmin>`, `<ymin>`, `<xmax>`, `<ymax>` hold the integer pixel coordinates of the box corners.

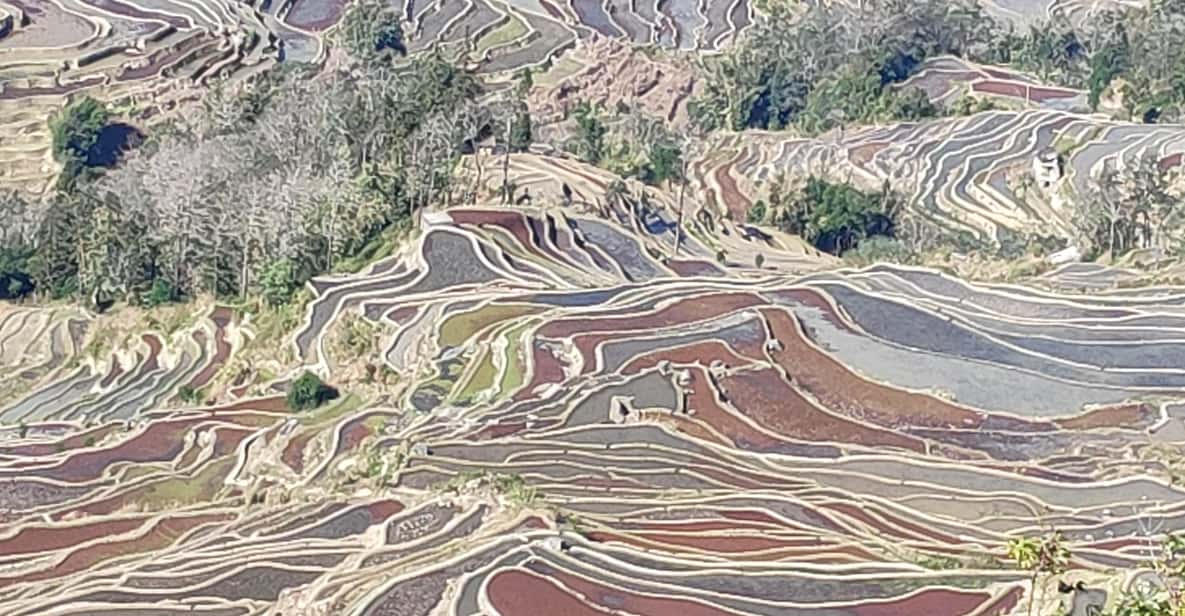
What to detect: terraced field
<box><xmin>0</xmin><ymin>0</ymin><xmax>324</xmax><ymax>194</ymax></box>
<box><xmin>3</xmin><ymin>201</ymin><xmax>1185</xmax><ymax>614</ymax></box>
<box><xmin>692</xmin><ymin>109</ymin><xmax>1185</xmax><ymax>242</ymax></box>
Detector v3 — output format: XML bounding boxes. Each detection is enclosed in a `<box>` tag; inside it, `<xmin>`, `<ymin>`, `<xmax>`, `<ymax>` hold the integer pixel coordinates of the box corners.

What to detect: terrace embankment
<box><xmin>1</xmin><ymin>204</ymin><xmax>1183</xmax><ymax>615</ymax></box>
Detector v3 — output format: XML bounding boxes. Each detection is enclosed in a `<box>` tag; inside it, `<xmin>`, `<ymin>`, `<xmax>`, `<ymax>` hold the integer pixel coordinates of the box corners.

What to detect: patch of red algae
<box><xmin>540</xmin><ymin>292</ymin><xmax>765</xmax><ymax>338</ymax></box>
<box><xmin>206</xmin><ymin>395</ymin><xmax>290</xmax><ymax>413</ymax></box>
<box><xmin>617</xmin><ymin>337</ymin><xmax>765</xmax><ymax>378</ymax></box>
<box><xmin>619</xmin><ymin>519</ymin><xmax>783</xmax><ymax>532</ymax></box>
<box><xmin>633</xmin><ymin>531</ymin><xmax>827</xmax><ymax>553</ymax></box>
<box><xmin>762</xmin><ymin>308</ymin><xmax>1026</xmax><ymax>431</ymax></box>
<box><xmin>450</xmin><ymin>210</ymin><xmax>554</xmax><ymax>263</ymax></box>
<box><xmin>282</xmin><ymin>431</ymin><xmax>315</xmax><ymax>473</ymax></box>
<box><xmin>365</xmin><ymin>499</ymin><xmax>405</xmax><ymax>521</ymax></box>
<box><xmin>853</xmin><ymin>588</ymin><xmax>996</xmax><ymax>616</ymax></box>
<box><xmin>667</xmin><ymin>260</ymin><xmax>723</xmax><ymax>277</ymax></box>
<box><xmin>22</xmin><ymin>418</ymin><xmax>200</xmax><ymax>483</ymax></box>
<box><xmin>0</xmin><ymin>516</ymin><xmax>149</xmax><ymax>557</ymax></box>
<box><xmin>1056</xmin><ymin>403</ymin><xmax>1154</xmax><ymax>430</ymax></box>
<box><xmin>474</xmin><ymin>421</ymin><xmax>528</xmax><ymax>440</ymax></box>
<box><xmin>721</xmin><ymin>368</ymin><xmax>925</xmax><ymax>452</ymax></box>
<box><xmin>0</xmin><ymin>424</ymin><xmax>121</xmax><ymax>457</ymax></box>
<box><xmin>514</xmin><ymin>344</ymin><xmax>567</xmax><ymax>402</ymax></box>
<box><xmin>488</xmin><ymin>569</ymin><xmax>607</xmax><ymax>616</ymax></box>
<box><xmin>670</xmin><ymin>365</ymin><xmax>794</xmax><ymax>452</ymax></box>
<box><xmin>715</xmin><ymin>153</ymin><xmax>751</xmax><ymax>221</ymax></box>
<box><xmin>547</xmin><ymin>567</ymin><xmax>747</xmax><ymax>616</ymax></box>
<box><xmin>978</xmin><ymin>586</ymin><xmax>1024</xmax><ymax>616</ymax></box>
<box><xmin>186</xmin><ymin>307</ymin><xmax>234</xmax><ymax>390</ymax></box>
<box><xmin>0</xmin><ymin>512</ymin><xmax>232</xmax><ymax>588</ymax></box>
<box><xmin>823</xmin><ymin>502</ymin><xmax>962</xmax><ymax>544</ymax></box>
<box><xmin>99</xmin><ymin>354</ymin><xmax>126</xmax><ymax>387</ymax></box>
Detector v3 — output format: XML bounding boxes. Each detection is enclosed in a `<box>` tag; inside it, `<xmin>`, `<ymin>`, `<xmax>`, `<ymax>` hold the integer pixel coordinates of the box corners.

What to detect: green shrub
<box><xmin>178</xmin><ymin>385</ymin><xmax>202</xmax><ymax>404</ymax></box>
<box><xmin>261</xmin><ymin>258</ymin><xmax>301</xmax><ymax>307</ymax></box>
<box><xmin>50</xmin><ymin>98</ymin><xmax>111</xmax><ymax>185</ymax></box>
<box><xmin>843</xmin><ymin>237</ymin><xmax>916</xmax><ymax>266</ymax></box>
<box><xmin>142</xmin><ymin>278</ymin><xmax>179</xmax><ymax>307</ymax></box>
<box><xmin>747</xmin><ymin>200</ymin><xmax>768</xmax><ymax>224</ymax></box>
<box><xmin>0</xmin><ymin>245</ymin><xmax>34</xmax><ymax>300</ymax></box>
<box><xmin>287</xmin><ymin>371</ymin><xmax>338</xmax><ymax>411</ymax></box>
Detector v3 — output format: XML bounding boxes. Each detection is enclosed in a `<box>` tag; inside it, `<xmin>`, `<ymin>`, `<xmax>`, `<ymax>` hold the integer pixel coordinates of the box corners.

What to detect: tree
<box><xmin>260</xmin><ymin>258</ymin><xmax>301</xmax><ymax>307</ymax></box>
<box><xmin>509</xmin><ymin>69</ymin><xmax>533</xmax><ymax>152</ymax></box>
<box><xmin>1074</xmin><ymin>155</ymin><xmax>1182</xmax><ymax>257</ymax></box>
<box><xmin>747</xmin><ymin>200</ymin><xmax>768</xmax><ymax>224</ymax></box>
<box><xmin>643</xmin><ymin>142</ymin><xmax>682</xmax><ymax>186</ymax></box>
<box><xmin>287</xmin><ymin>371</ymin><xmax>337</xmax><ymax>411</ymax></box>
<box><xmin>76</xmin><ymin>56</ymin><xmax>485</xmax><ymax>306</ymax></box>
<box><xmin>28</xmin><ymin>193</ymin><xmax>91</xmax><ymax>299</ymax></box>
<box><xmin>571</xmin><ymin>102</ymin><xmax>607</xmax><ymax>164</ymax></box>
<box><xmin>339</xmin><ymin>0</ymin><xmax>405</xmax><ymax>64</ymax></box>
<box><xmin>0</xmin><ymin>245</ymin><xmax>34</xmax><ymax>300</ymax></box>
<box><xmin>50</xmin><ymin>97</ymin><xmax>111</xmax><ymax>185</ymax></box>
<box><xmin>691</xmin><ymin>0</ymin><xmax>992</xmax><ymax>132</ymax></box>
<box><xmin>1006</xmin><ymin>531</ymin><xmax>1071</xmax><ymax>616</ymax></box>
<box><xmin>774</xmin><ymin>177</ymin><xmax>899</xmax><ymax>254</ymax></box>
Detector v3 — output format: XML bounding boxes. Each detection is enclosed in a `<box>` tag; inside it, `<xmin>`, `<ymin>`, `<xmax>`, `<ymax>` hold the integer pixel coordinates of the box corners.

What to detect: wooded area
<box><xmin>0</xmin><ymin>0</ymin><xmax>527</xmax><ymax>307</ymax></box>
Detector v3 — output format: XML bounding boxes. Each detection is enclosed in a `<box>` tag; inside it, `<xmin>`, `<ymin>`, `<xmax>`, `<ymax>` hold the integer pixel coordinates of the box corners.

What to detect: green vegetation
<box><xmin>1073</xmin><ymin>153</ymin><xmax>1184</xmax><ymax>257</ymax></box>
<box><xmin>641</xmin><ymin>142</ymin><xmax>683</xmax><ymax>186</ymax></box>
<box><xmin>338</xmin><ymin>0</ymin><xmax>405</xmax><ymax>64</ymax></box>
<box><xmin>0</xmin><ymin>244</ymin><xmax>34</xmax><ymax>300</ymax></box>
<box><xmin>843</xmin><ymin>236</ymin><xmax>917</xmax><ymax>266</ymax></box>
<box><xmin>690</xmin><ymin>0</ymin><xmax>984</xmax><ymax>133</ymax></box>
<box><xmin>570</xmin><ymin>101</ymin><xmax>608</xmax><ymax>164</ymax></box>
<box><xmin>177</xmin><ymin>385</ymin><xmax>203</xmax><ymax>404</ymax></box>
<box><xmin>772</xmin><ymin>177</ymin><xmax>900</xmax><ymax>255</ymax></box>
<box><xmin>1005</xmin><ymin>531</ymin><xmax>1070</xmax><ymax>616</ymax></box>
<box><xmin>287</xmin><ymin>371</ymin><xmax>339</xmax><ymax>412</ymax></box>
<box><xmin>50</xmin><ymin>97</ymin><xmax>112</xmax><ymax>186</ymax></box>
<box><xmin>1107</xmin><ymin>533</ymin><xmax>1185</xmax><ymax>615</ymax></box>
<box><xmin>13</xmin><ymin>47</ymin><xmax>489</xmax><ymax>308</ymax></box>
<box><xmin>746</xmin><ymin>199</ymin><xmax>767</xmax><ymax>224</ymax></box>
<box><xmin>509</xmin><ymin>69</ymin><xmax>534</xmax><ymax>153</ymax></box>
<box><xmin>438</xmin><ymin>470</ymin><xmax>539</xmax><ymax>507</ymax></box>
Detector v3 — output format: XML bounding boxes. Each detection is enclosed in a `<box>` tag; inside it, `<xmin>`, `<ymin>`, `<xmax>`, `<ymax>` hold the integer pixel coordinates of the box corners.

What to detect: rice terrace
<box><xmin>10</xmin><ymin>0</ymin><xmax>1185</xmax><ymax>615</ymax></box>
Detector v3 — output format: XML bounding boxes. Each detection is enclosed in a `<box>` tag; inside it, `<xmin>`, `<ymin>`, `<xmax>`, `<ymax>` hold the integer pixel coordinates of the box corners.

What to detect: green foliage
<box><xmin>986</xmin><ymin>23</ymin><xmax>1087</xmax><ymax>84</ymax></box>
<box><xmin>28</xmin><ymin>193</ymin><xmax>88</xmax><ymax>299</ymax></box>
<box><xmin>774</xmin><ymin>177</ymin><xmax>899</xmax><ymax>254</ymax></box>
<box><xmin>1108</xmin><ymin>592</ymin><xmax>1173</xmax><ymax>616</ymax></box>
<box><xmin>747</xmin><ymin>200</ymin><xmax>767</xmax><ymax>224</ymax></box>
<box><xmin>1089</xmin><ymin>38</ymin><xmax>1130</xmax><ymax>110</ymax></box>
<box><xmin>437</xmin><ymin>471</ymin><xmax>539</xmax><ymax>507</ymax></box>
<box><xmin>510</xmin><ymin>109</ymin><xmax>533</xmax><ymax>152</ymax></box>
<box><xmin>287</xmin><ymin>371</ymin><xmax>337</xmax><ymax>412</ymax></box>
<box><xmin>642</xmin><ymin>142</ymin><xmax>682</xmax><ymax>185</ymax></box>
<box><xmin>1006</xmin><ymin>531</ymin><xmax>1071</xmax><ymax>616</ymax></box>
<box><xmin>50</xmin><ymin>97</ymin><xmax>111</xmax><ymax>182</ymax></box>
<box><xmin>692</xmin><ymin>0</ymin><xmax>988</xmax><ymax>132</ymax></box>
<box><xmin>843</xmin><ymin>236</ymin><xmax>917</xmax><ymax>266</ymax></box>
<box><xmin>795</xmin><ymin>69</ymin><xmax>938</xmax><ymax>133</ymax></box>
<box><xmin>0</xmin><ymin>245</ymin><xmax>34</xmax><ymax>300</ymax></box>
<box><xmin>340</xmin><ymin>0</ymin><xmax>405</xmax><ymax>64</ymax></box>
<box><xmin>177</xmin><ymin>385</ymin><xmax>202</xmax><ymax>404</ymax></box>
<box><xmin>949</xmin><ymin>95</ymin><xmax>1001</xmax><ymax>116</ymax></box>
<box><xmin>754</xmin><ymin>253</ymin><xmax>765</xmax><ymax>268</ymax></box>
<box><xmin>260</xmin><ymin>258</ymin><xmax>302</xmax><ymax>307</ymax></box>
<box><xmin>571</xmin><ymin>102</ymin><xmax>607</xmax><ymax>164</ymax></box>
<box><xmin>142</xmin><ymin>278</ymin><xmax>179</xmax><ymax>307</ymax></box>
